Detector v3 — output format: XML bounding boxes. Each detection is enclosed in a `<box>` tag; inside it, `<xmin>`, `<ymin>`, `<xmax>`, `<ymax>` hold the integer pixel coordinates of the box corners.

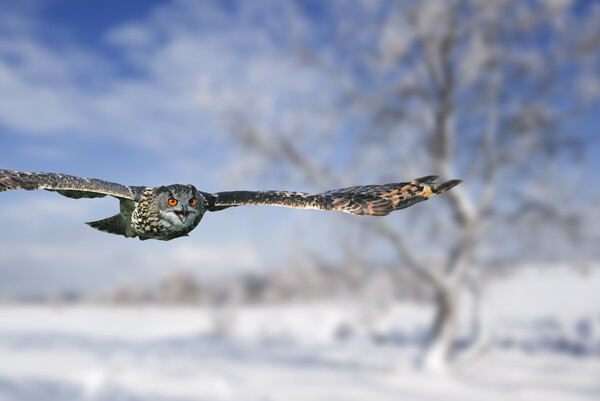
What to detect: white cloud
<box><xmin>105</xmin><ymin>23</ymin><xmax>156</xmax><ymax>48</ymax></box>
<box><xmin>0</xmin><ymin>0</ymin><xmax>330</xmax><ymax>149</ymax></box>
<box><xmin>0</xmin><ymin>3</ymin><xmax>232</xmax><ymax>144</ymax></box>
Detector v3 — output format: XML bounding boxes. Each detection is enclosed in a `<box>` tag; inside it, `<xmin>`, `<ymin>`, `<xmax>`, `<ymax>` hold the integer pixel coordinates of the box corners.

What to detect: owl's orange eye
<box><xmin>168</xmin><ymin>198</ymin><xmax>178</xmax><ymax>206</ymax></box>
<box><xmin>189</xmin><ymin>199</ymin><xmax>197</xmax><ymax>206</ymax></box>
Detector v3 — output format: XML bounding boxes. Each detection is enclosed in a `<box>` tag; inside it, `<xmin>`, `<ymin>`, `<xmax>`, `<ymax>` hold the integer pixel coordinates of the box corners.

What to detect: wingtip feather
<box><xmin>411</xmin><ymin>175</ymin><xmax>439</xmax><ymax>185</ymax></box>
<box><xmin>432</xmin><ymin>179</ymin><xmax>463</xmax><ymax>194</ymax></box>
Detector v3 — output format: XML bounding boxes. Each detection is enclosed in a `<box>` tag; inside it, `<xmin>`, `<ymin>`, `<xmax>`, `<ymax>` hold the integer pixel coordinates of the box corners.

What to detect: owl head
<box><xmin>153</xmin><ymin>184</ymin><xmax>204</xmax><ymax>230</ymax></box>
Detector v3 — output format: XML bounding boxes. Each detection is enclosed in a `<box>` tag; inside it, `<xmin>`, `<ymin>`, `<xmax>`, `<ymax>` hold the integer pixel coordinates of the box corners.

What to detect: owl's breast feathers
<box><xmin>130</xmin><ymin>187</ymin><xmax>168</xmax><ymax>237</ymax></box>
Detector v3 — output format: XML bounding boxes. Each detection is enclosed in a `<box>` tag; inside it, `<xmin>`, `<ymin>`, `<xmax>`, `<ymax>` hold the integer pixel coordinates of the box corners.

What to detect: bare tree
<box><xmin>204</xmin><ymin>0</ymin><xmax>599</xmax><ymax>369</ymax></box>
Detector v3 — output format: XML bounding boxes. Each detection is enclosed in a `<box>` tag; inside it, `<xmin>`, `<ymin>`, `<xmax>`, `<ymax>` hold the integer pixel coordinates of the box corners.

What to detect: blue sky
<box><xmin>0</xmin><ymin>0</ymin><xmax>598</xmax><ymax>297</ymax></box>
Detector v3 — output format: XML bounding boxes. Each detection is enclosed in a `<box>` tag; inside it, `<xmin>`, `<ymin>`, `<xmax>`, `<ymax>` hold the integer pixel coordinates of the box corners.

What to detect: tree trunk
<box><xmin>419</xmin><ymin>286</ymin><xmax>458</xmax><ymax>372</ymax></box>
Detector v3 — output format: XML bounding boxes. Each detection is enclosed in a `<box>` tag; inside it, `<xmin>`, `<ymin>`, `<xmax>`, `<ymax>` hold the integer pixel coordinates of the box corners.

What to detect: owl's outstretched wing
<box><xmin>0</xmin><ymin>169</ymin><xmax>142</xmax><ymax>200</ymax></box>
<box><xmin>203</xmin><ymin>175</ymin><xmax>462</xmax><ymax>216</ymax></box>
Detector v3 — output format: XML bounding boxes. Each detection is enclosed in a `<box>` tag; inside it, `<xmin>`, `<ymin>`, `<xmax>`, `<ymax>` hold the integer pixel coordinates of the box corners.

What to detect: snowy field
<box><xmin>0</xmin><ymin>266</ymin><xmax>599</xmax><ymax>401</ymax></box>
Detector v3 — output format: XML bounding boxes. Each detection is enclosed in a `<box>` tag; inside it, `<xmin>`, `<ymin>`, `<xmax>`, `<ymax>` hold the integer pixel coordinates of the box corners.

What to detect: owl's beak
<box><xmin>175</xmin><ymin>206</ymin><xmax>189</xmax><ymax>223</ymax></box>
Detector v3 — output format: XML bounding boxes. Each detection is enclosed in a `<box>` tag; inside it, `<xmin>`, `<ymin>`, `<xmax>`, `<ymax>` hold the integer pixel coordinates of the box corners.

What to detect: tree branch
<box><xmin>369</xmin><ymin>219</ymin><xmax>447</xmax><ymax>292</ymax></box>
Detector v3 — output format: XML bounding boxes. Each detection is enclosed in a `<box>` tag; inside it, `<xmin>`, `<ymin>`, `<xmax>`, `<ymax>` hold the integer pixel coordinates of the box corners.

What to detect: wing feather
<box><xmin>0</xmin><ymin>169</ymin><xmax>142</xmax><ymax>200</ymax></box>
<box><xmin>204</xmin><ymin>176</ymin><xmax>462</xmax><ymax>216</ymax></box>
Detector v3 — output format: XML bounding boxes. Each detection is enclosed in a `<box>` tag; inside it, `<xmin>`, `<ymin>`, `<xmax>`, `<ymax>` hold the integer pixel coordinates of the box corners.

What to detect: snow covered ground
<box><xmin>0</xmin><ymin>266</ymin><xmax>598</xmax><ymax>401</ymax></box>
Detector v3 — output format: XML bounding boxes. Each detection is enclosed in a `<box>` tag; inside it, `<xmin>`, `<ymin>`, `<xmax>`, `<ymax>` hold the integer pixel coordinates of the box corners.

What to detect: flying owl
<box><xmin>0</xmin><ymin>169</ymin><xmax>461</xmax><ymax>241</ymax></box>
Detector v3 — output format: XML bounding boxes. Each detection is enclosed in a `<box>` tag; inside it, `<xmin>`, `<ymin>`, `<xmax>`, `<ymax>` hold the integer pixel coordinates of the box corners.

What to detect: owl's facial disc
<box><xmin>153</xmin><ymin>185</ymin><xmax>203</xmax><ymax>232</ymax></box>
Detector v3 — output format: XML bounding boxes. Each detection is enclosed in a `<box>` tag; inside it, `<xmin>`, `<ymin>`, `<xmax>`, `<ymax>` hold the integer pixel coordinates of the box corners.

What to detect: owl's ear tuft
<box><xmin>155</xmin><ymin>186</ymin><xmax>171</xmax><ymax>195</ymax></box>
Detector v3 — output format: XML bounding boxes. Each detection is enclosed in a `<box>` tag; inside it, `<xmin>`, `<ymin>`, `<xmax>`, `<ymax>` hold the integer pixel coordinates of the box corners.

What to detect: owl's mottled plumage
<box><xmin>0</xmin><ymin>169</ymin><xmax>462</xmax><ymax>241</ymax></box>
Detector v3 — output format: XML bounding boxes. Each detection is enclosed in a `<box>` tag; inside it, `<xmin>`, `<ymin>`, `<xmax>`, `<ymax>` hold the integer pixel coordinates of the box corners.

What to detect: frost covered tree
<box><xmin>203</xmin><ymin>0</ymin><xmax>599</xmax><ymax>369</ymax></box>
